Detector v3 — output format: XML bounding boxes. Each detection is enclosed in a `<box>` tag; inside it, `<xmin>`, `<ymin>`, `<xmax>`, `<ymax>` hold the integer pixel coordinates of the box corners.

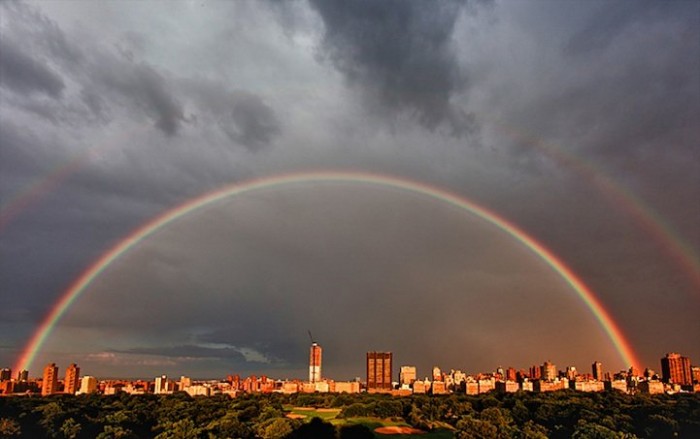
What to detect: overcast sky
<box><xmin>1</xmin><ymin>0</ymin><xmax>698</xmax><ymax>380</ymax></box>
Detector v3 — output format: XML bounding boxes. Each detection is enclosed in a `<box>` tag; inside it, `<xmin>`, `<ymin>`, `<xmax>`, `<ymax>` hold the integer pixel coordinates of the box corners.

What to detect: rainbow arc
<box><xmin>14</xmin><ymin>171</ymin><xmax>642</xmax><ymax>373</ymax></box>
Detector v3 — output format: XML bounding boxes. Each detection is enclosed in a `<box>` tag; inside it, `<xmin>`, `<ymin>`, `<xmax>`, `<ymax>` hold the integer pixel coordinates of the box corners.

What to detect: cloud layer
<box><xmin>1</xmin><ymin>0</ymin><xmax>698</xmax><ymax>379</ymax></box>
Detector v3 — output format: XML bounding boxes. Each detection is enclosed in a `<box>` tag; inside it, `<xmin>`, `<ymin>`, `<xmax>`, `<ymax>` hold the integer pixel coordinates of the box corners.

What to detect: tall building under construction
<box><xmin>309</xmin><ymin>342</ymin><xmax>322</xmax><ymax>383</ymax></box>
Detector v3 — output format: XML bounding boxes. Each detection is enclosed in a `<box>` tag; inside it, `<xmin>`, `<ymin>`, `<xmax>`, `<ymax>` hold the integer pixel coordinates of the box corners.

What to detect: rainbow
<box><xmin>500</xmin><ymin>124</ymin><xmax>700</xmax><ymax>292</ymax></box>
<box><xmin>13</xmin><ymin>171</ymin><xmax>642</xmax><ymax>373</ymax></box>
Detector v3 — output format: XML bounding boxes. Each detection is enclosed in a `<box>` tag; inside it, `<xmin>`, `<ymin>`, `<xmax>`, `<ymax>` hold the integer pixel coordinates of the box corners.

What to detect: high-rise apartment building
<box><xmin>661</xmin><ymin>352</ymin><xmax>692</xmax><ymax>386</ymax></box>
<box><xmin>64</xmin><ymin>363</ymin><xmax>80</xmax><ymax>394</ymax></box>
<box><xmin>367</xmin><ymin>352</ymin><xmax>392</xmax><ymax>391</ymax></box>
<box><xmin>0</xmin><ymin>368</ymin><xmax>11</xmax><ymax>381</ymax></box>
<box><xmin>309</xmin><ymin>342</ymin><xmax>322</xmax><ymax>383</ymax></box>
<box><xmin>592</xmin><ymin>361</ymin><xmax>603</xmax><ymax>381</ymax></box>
<box><xmin>42</xmin><ymin>363</ymin><xmax>58</xmax><ymax>396</ymax></box>
<box><xmin>541</xmin><ymin>361</ymin><xmax>556</xmax><ymax>381</ymax></box>
<box><xmin>400</xmin><ymin>366</ymin><xmax>417</xmax><ymax>386</ymax></box>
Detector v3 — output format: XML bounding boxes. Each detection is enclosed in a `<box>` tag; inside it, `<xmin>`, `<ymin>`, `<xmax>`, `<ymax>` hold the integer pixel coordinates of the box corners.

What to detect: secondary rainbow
<box><xmin>14</xmin><ymin>171</ymin><xmax>642</xmax><ymax>373</ymax></box>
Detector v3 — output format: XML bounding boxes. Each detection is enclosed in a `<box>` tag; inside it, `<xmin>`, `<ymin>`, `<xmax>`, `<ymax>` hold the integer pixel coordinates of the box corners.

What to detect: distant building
<box><xmin>154</xmin><ymin>375</ymin><xmax>174</xmax><ymax>394</ymax></box>
<box><xmin>332</xmin><ymin>381</ymin><xmax>360</xmax><ymax>393</ymax></box>
<box><xmin>0</xmin><ymin>368</ymin><xmax>11</xmax><ymax>381</ymax></box>
<box><xmin>605</xmin><ymin>379</ymin><xmax>628</xmax><ymax>393</ymax></box>
<box><xmin>692</xmin><ymin>366</ymin><xmax>700</xmax><ymax>384</ymax></box>
<box><xmin>571</xmin><ymin>380</ymin><xmax>604</xmax><ymax>392</ymax></box>
<box><xmin>534</xmin><ymin>379</ymin><xmax>568</xmax><ymax>392</ymax></box>
<box><xmin>506</xmin><ymin>367</ymin><xmax>517</xmax><ymax>382</ymax></box>
<box><xmin>432</xmin><ymin>366</ymin><xmax>442</xmax><ymax>381</ymax></box>
<box><xmin>592</xmin><ymin>361</ymin><xmax>603</xmax><ymax>381</ymax></box>
<box><xmin>431</xmin><ymin>380</ymin><xmax>448</xmax><ymax>395</ymax></box>
<box><xmin>495</xmin><ymin>380</ymin><xmax>519</xmax><ymax>393</ymax></box>
<box><xmin>529</xmin><ymin>364</ymin><xmax>541</xmax><ymax>380</ymax></box>
<box><xmin>78</xmin><ymin>376</ymin><xmax>97</xmax><ymax>394</ymax></box>
<box><xmin>413</xmin><ymin>379</ymin><xmax>431</xmax><ymax>394</ymax></box>
<box><xmin>638</xmin><ymin>380</ymin><xmax>664</xmax><ymax>394</ymax></box>
<box><xmin>661</xmin><ymin>353</ymin><xmax>692</xmax><ymax>386</ymax></box>
<box><xmin>367</xmin><ymin>352</ymin><xmax>392</xmax><ymax>391</ymax></box>
<box><xmin>64</xmin><ymin>363</ymin><xmax>80</xmax><ymax>395</ymax></box>
<box><xmin>400</xmin><ymin>366</ymin><xmax>417</xmax><ymax>385</ymax></box>
<box><xmin>42</xmin><ymin>363</ymin><xmax>58</xmax><ymax>396</ymax></box>
<box><xmin>17</xmin><ymin>370</ymin><xmax>29</xmax><ymax>382</ymax></box>
<box><xmin>309</xmin><ymin>342</ymin><xmax>322</xmax><ymax>383</ymax></box>
<box><xmin>541</xmin><ymin>361</ymin><xmax>556</xmax><ymax>382</ymax></box>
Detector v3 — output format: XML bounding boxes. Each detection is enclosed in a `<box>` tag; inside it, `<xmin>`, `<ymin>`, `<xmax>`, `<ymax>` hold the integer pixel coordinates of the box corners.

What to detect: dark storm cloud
<box><xmin>564</xmin><ymin>0</ymin><xmax>698</xmax><ymax>55</ymax></box>
<box><xmin>309</xmin><ymin>0</ymin><xmax>481</xmax><ymax>136</ymax></box>
<box><xmin>94</xmin><ymin>60</ymin><xmax>187</xmax><ymax>136</ymax></box>
<box><xmin>0</xmin><ymin>37</ymin><xmax>65</xmax><ymax>98</ymax></box>
<box><xmin>184</xmin><ymin>78</ymin><xmax>281</xmax><ymax>151</ymax></box>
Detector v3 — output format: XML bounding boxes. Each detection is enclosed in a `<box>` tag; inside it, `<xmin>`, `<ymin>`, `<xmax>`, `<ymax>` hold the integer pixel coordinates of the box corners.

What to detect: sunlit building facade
<box><xmin>42</xmin><ymin>363</ymin><xmax>58</xmax><ymax>396</ymax></box>
<box><xmin>661</xmin><ymin>353</ymin><xmax>692</xmax><ymax>386</ymax></box>
<box><xmin>366</xmin><ymin>351</ymin><xmax>392</xmax><ymax>391</ymax></box>
<box><xmin>64</xmin><ymin>363</ymin><xmax>80</xmax><ymax>395</ymax></box>
<box><xmin>309</xmin><ymin>342</ymin><xmax>322</xmax><ymax>383</ymax></box>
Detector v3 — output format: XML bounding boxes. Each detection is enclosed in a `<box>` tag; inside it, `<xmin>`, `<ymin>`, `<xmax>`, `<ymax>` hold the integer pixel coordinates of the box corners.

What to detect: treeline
<box><xmin>0</xmin><ymin>390</ymin><xmax>699</xmax><ymax>438</ymax></box>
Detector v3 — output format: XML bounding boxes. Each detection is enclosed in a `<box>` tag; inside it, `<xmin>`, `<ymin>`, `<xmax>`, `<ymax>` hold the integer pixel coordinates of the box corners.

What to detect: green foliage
<box><xmin>0</xmin><ymin>418</ymin><xmax>21</xmax><ymax>438</ymax></box>
<box><xmin>0</xmin><ymin>390</ymin><xmax>699</xmax><ymax>438</ymax></box>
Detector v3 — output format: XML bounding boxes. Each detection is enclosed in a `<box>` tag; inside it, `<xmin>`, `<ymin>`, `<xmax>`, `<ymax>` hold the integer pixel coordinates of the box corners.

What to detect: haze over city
<box><xmin>1</xmin><ymin>0</ymin><xmax>698</xmax><ymax>381</ymax></box>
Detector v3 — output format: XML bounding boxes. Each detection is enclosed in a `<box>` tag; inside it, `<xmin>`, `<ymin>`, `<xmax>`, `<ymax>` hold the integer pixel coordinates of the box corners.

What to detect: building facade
<box><xmin>64</xmin><ymin>363</ymin><xmax>80</xmax><ymax>394</ymax></box>
<box><xmin>592</xmin><ymin>361</ymin><xmax>603</xmax><ymax>381</ymax></box>
<box><xmin>309</xmin><ymin>342</ymin><xmax>322</xmax><ymax>383</ymax></box>
<box><xmin>367</xmin><ymin>351</ymin><xmax>392</xmax><ymax>391</ymax></box>
<box><xmin>42</xmin><ymin>363</ymin><xmax>58</xmax><ymax>396</ymax></box>
<box><xmin>400</xmin><ymin>366</ymin><xmax>417</xmax><ymax>386</ymax></box>
<box><xmin>661</xmin><ymin>353</ymin><xmax>692</xmax><ymax>386</ymax></box>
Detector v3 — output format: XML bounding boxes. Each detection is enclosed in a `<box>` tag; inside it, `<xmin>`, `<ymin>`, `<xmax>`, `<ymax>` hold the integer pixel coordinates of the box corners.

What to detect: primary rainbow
<box><xmin>14</xmin><ymin>171</ymin><xmax>641</xmax><ymax>373</ymax></box>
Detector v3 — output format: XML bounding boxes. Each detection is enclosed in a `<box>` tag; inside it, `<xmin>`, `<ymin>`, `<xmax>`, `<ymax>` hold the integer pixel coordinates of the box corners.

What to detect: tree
<box><xmin>60</xmin><ymin>418</ymin><xmax>81</xmax><ymax>439</ymax></box>
<box><xmin>0</xmin><ymin>418</ymin><xmax>21</xmax><ymax>438</ymax></box>
<box><xmin>154</xmin><ymin>418</ymin><xmax>202</xmax><ymax>439</ymax></box>
<box><xmin>259</xmin><ymin>418</ymin><xmax>294</xmax><ymax>439</ymax></box>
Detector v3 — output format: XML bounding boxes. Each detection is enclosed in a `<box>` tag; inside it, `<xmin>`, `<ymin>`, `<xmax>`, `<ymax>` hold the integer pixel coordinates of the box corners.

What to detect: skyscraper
<box><xmin>309</xmin><ymin>342</ymin><xmax>322</xmax><ymax>383</ymax></box>
<box><xmin>592</xmin><ymin>361</ymin><xmax>603</xmax><ymax>381</ymax></box>
<box><xmin>42</xmin><ymin>363</ymin><xmax>58</xmax><ymax>396</ymax></box>
<box><xmin>661</xmin><ymin>352</ymin><xmax>692</xmax><ymax>386</ymax></box>
<box><xmin>0</xmin><ymin>368</ymin><xmax>11</xmax><ymax>381</ymax></box>
<box><xmin>367</xmin><ymin>352</ymin><xmax>392</xmax><ymax>391</ymax></box>
<box><xmin>64</xmin><ymin>363</ymin><xmax>80</xmax><ymax>394</ymax></box>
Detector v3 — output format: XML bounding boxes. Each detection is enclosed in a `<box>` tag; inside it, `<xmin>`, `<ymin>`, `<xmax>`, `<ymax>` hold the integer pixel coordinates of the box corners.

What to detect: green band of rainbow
<box><xmin>14</xmin><ymin>171</ymin><xmax>641</xmax><ymax>373</ymax></box>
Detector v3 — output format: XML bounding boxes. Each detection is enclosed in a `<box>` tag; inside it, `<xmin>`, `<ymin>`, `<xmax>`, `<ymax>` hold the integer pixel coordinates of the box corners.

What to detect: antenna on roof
<box><xmin>308</xmin><ymin>330</ymin><xmax>315</xmax><ymax>344</ymax></box>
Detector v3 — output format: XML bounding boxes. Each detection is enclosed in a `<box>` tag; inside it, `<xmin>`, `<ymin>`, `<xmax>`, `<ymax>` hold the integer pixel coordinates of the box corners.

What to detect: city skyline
<box><xmin>2</xmin><ymin>348</ymin><xmax>698</xmax><ymax>399</ymax></box>
<box><xmin>1</xmin><ymin>0</ymin><xmax>699</xmax><ymax>380</ymax></box>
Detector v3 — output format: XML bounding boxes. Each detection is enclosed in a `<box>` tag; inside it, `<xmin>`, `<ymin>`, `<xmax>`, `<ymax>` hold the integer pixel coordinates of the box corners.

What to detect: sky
<box><xmin>1</xmin><ymin>0</ymin><xmax>698</xmax><ymax>381</ymax></box>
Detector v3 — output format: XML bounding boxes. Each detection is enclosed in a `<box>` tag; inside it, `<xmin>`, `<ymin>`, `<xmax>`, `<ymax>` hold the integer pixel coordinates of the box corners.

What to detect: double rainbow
<box><xmin>13</xmin><ymin>171</ymin><xmax>641</xmax><ymax>373</ymax></box>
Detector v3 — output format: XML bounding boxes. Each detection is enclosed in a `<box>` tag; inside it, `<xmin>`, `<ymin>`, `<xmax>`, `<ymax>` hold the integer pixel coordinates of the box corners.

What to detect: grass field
<box><xmin>282</xmin><ymin>406</ymin><xmax>454</xmax><ymax>438</ymax></box>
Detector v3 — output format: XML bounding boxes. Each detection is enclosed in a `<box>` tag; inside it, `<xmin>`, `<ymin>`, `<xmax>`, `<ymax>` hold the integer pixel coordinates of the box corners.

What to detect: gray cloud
<box><xmin>1</xmin><ymin>0</ymin><xmax>698</xmax><ymax>379</ymax></box>
<box><xmin>184</xmin><ymin>78</ymin><xmax>281</xmax><ymax>151</ymax></box>
<box><xmin>94</xmin><ymin>60</ymin><xmax>187</xmax><ymax>136</ymax></box>
<box><xmin>309</xmin><ymin>0</ymin><xmax>480</xmax><ymax>136</ymax></box>
<box><xmin>0</xmin><ymin>37</ymin><xmax>65</xmax><ymax>98</ymax></box>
